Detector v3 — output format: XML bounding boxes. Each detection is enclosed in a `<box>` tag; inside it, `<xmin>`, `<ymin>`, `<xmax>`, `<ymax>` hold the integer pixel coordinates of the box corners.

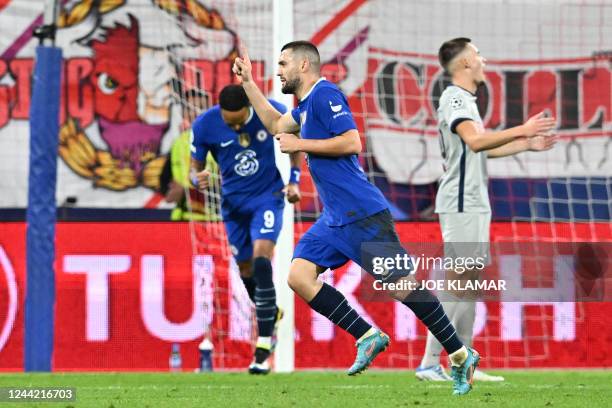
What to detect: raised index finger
<box><xmin>240</xmin><ymin>44</ymin><xmax>251</xmax><ymax>65</ymax></box>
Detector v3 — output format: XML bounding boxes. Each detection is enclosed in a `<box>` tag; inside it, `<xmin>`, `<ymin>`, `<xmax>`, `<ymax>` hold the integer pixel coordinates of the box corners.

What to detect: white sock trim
<box><xmin>357</xmin><ymin>327</ymin><xmax>377</xmax><ymax>343</ymax></box>
<box><xmin>256</xmin><ymin>336</ymin><xmax>272</xmax><ymax>350</ymax></box>
<box><xmin>449</xmin><ymin>346</ymin><xmax>468</xmax><ymax>367</ymax></box>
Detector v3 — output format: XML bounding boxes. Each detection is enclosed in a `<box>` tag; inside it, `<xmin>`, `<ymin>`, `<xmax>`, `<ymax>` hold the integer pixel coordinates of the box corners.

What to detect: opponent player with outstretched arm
<box><xmin>233</xmin><ymin>41</ymin><xmax>479</xmax><ymax>395</ymax></box>
<box><xmin>190</xmin><ymin>84</ymin><xmax>303</xmax><ymax>374</ymax></box>
<box><xmin>416</xmin><ymin>38</ymin><xmax>556</xmax><ymax>382</ymax></box>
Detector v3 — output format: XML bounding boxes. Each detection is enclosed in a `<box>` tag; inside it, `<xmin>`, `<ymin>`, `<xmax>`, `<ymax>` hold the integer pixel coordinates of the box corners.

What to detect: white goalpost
<box><xmin>271</xmin><ymin>0</ymin><xmax>296</xmax><ymax>373</ymax></box>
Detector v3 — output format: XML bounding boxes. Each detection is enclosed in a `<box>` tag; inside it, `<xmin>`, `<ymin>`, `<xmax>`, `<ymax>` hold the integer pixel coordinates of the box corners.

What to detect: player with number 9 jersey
<box><xmin>190</xmin><ymin>84</ymin><xmax>301</xmax><ymax>374</ymax></box>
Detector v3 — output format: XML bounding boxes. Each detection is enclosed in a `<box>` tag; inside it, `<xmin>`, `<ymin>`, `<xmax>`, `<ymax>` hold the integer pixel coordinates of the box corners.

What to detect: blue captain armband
<box><xmin>289</xmin><ymin>167</ymin><xmax>301</xmax><ymax>184</ymax></box>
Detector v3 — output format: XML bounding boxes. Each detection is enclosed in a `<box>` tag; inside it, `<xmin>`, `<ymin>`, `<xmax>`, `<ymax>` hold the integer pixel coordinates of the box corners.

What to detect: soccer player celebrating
<box><xmin>233</xmin><ymin>41</ymin><xmax>479</xmax><ymax>395</ymax></box>
<box><xmin>191</xmin><ymin>84</ymin><xmax>302</xmax><ymax>374</ymax></box>
<box><xmin>416</xmin><ymin>38</ymin><xmax>556</xmax><ymax>382</ymax></box>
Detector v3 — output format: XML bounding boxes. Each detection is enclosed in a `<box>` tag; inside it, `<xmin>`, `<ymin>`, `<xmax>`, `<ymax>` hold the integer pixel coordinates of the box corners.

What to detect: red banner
<box><xmin>0</xmin><ymin>222</ymin><xmax>610</xmax><ymax>371</ymax></box>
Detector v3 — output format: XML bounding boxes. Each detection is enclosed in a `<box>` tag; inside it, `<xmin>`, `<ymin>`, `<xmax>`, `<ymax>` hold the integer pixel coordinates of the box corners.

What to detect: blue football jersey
<box><xmin>290</xmin><ymin>79</ymin><xmax>388</xmax><ymax>226</ymax></box>
<box><xmin>191</xmin><ymin>100</ymin><xmax>286</xmax><ymax>214</ymax></box>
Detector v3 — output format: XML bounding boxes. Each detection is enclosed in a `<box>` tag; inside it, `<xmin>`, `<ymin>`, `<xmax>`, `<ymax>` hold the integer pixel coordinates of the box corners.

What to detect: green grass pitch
<box><xmin>0</xmin><ymin>370</ymin><xmax>610</xmax><ymax>407</ymax></box>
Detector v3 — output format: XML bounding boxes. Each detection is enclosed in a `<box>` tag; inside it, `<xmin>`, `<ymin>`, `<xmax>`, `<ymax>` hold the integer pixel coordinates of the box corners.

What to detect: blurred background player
<box><xmin>234</xmin><ymin>41</ymin><xmax>480</xmax><ymax>395</ymax></box>
<box><xmin>159</xmin><ymin>89</ymin><xmax>218</xmax><ymax>221</ymax></box>
<box><xmin>191</xmin><ymin>84</ymin><xmax>302</xmax><ymax>374</ymax></box>
<box><xmin>416</xmin><ymin>37</ymin><xmax>557</xmax><ymax>382</ymax></box>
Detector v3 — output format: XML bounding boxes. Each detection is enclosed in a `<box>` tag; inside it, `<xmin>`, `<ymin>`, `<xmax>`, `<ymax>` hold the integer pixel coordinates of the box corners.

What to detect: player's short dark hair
<box><xmin>219</xmin><ymin>84</ymin><xmax>250</xmax><ymax>111</ymax></box>
<box><xmin>438</xmin><ymin>37</ymin><xmax>472</xmax><ymax>72</ymax></box>
<box><xmin>281</xmin><ymin>40</ymin><xmax>321</xmax><ymax>72</ymax></box>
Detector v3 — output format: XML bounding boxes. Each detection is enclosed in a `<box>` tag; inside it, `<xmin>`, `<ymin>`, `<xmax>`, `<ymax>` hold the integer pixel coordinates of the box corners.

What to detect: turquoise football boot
<box><xmin>347</xmin><ymin>330</ymin><xmax>390</xmax><ymax>376</ymax></box>
<box><xmin>451</xmin><ymin>347</ymin><xmax>480</xmax><ymax>395</ymax></box>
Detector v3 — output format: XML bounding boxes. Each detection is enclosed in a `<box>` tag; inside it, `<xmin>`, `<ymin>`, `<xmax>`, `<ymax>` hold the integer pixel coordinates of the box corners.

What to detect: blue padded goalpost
<box><xmin>24</xmin><ymin>27</ymin><xmax>63</xmax><ymax>371</ymax></box>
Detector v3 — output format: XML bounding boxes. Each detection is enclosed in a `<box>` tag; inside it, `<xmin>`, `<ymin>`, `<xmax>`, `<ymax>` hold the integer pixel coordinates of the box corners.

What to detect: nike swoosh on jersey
<box><xmin>220</xmin><ymin>140</ymin><xmax>234</xmax><ymax>147</ymax></box>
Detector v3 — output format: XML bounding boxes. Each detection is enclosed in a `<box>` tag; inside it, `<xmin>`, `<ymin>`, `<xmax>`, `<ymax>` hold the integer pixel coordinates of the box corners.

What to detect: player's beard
<box><xmin>282</xmin><ymin>76</ymin><xmax>301</xmax><ymax>94</ymax></box>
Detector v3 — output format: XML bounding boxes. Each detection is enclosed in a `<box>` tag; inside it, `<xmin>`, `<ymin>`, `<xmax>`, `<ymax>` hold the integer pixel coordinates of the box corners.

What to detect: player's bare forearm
<box><xmin>296</xmin><ymin>129</ymin><xmax>361</xmax><ymax>156</ymax></box>
<box><xmin>458</xmin><ymin>111</ymin><xmax>555</xmax><ymax>153</ymax></box>
<box><xmin>457</xmin><ymin>121</ymin><xmax>528</xmax><ymax>152</ymax></box>
<box><xmin>285</xmin><ymin>151</ymin><xmax>303</xmax><ymax>203</ymax></box>
<box><xmin>241</xmin><ymin>81</ymin><xmax>285</xmax><ymax>134</ymax></box>
<box><xmin>487</xmin><ymin>138</ymin><xmax>529</xmax><ymax>158</ymax></box>
<box><xmin>289</xmin><ymin>151</ymin><xmax>303</xmax><ymax>168</ymax></box>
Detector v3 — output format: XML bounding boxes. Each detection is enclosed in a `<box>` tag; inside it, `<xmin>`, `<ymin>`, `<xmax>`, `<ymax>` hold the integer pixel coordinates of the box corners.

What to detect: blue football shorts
<box><xmin>224</xmin><ymin>196</ymin><xmax>284</xmax><ymax>262</ymax></box>
<box><xmin>293</xmin><ymin>209</ymin><xmax>412</xmax><ymax>282</ymax></box>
